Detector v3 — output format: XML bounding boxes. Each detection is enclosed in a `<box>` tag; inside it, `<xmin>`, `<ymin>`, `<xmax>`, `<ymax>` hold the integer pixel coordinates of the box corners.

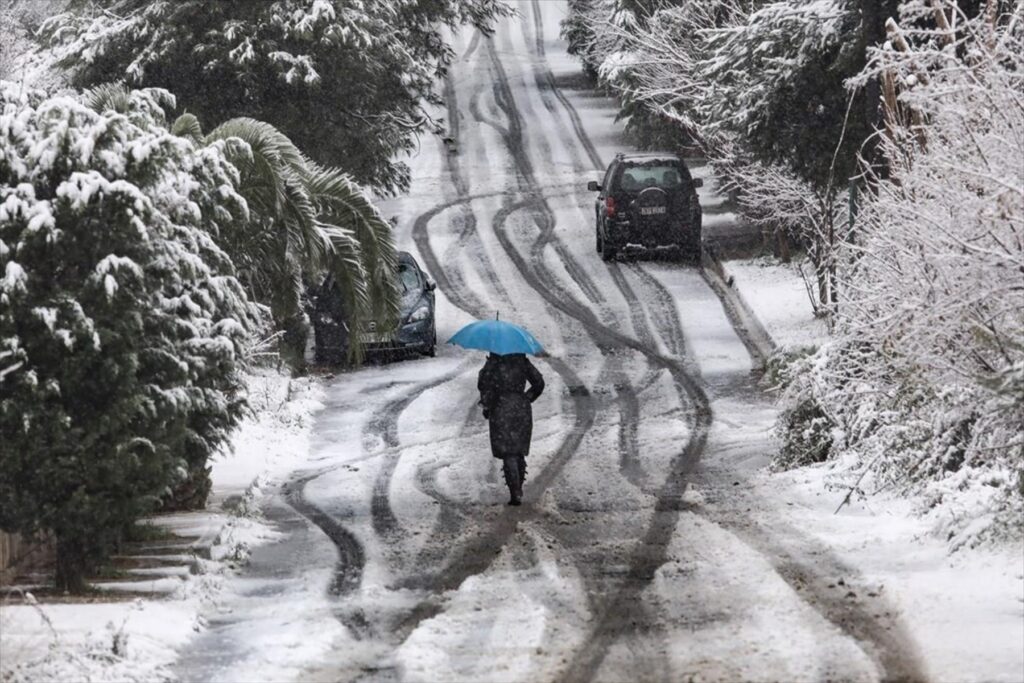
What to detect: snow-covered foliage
<box><xmin>0</xmin><ymin>83</ymin><xmax>259</xmax><ymax>589</ymax></box>
<box><xmin>40</xmin><ymin>0</ymin><xmax>513</xmax><ymax>194</ymax></box>
<box><xmin>567</xmin><ymin>0</ymin><xmax>866</xmax><ymax>183</ymax></box>
<box><xmin>781</xmin><ymin>4</ymin><xmax>1024</xmax><ymax>546</ymax></box>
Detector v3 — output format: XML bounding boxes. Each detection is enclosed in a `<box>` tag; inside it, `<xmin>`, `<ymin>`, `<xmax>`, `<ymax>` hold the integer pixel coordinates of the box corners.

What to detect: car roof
<box><xmin>615</xmin><ymin>152</ymin><xmax>680</xmax><ymax>164</ymax></box>
<box><xmin>397</xmin><ymin>251</ymin><xmax>418</xmax><ymax>267</ymax></box>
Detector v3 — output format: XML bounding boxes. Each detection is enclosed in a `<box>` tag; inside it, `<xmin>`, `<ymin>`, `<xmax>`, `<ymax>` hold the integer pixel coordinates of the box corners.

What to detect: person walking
<box><xmin>477</xmin><ymin>353</ymin><xmax>545</xmax><ymax>506</ymax></box>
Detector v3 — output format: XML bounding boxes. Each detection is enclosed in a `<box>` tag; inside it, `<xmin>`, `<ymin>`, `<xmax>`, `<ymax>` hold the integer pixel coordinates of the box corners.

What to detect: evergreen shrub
<box><xmin>0</xmin><ymin>85</ymin><xmax>257</xmax><ymax>590</ymax></box>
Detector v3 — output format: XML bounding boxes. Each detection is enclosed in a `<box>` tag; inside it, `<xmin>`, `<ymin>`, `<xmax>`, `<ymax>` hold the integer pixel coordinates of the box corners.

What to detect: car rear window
<box><xmin>618</xmin><ymin>164</ymin><xmax>687</xmax><ymax>192</ymax></box>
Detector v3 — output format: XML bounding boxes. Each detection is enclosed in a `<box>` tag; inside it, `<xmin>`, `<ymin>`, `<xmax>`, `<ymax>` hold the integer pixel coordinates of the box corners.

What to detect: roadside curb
<box><xmin>700</xmin><ymin>248</ymin><xmax>777</xmax><ymax>371</ymax></box>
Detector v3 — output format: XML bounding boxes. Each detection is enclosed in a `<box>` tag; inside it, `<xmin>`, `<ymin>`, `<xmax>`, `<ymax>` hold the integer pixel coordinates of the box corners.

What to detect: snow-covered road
<box><xmin>174</xmin><ymin>3</ymin><xmax>928</xmax><ymax>681</ymax></box>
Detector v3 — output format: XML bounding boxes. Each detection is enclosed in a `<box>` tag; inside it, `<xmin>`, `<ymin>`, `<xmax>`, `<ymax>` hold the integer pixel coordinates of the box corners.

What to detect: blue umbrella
<box><xmin>448</xmin><ymin>316</ymin><xmax>544</xmax><ymax>356</ymax></box>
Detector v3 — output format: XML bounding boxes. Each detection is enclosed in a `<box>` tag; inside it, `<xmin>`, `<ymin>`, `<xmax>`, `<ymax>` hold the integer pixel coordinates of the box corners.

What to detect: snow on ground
<box><xmin>395</xmin><ymin>528</ymin><xmax>590</xmax><ymax>683</ymax></box>
<box><xmin>0</xmin><ymin>369</ymin><xmax>324</xmax><ymax>682</ymax></box>
<box><xmin>722</xmin><ymin>257</ymin><xmax>830</xmax><ymax>352</ymax></box>
<box><xmin>1</xmin><ymin>597</ymin><xmax>199</xmax><ymax>683</ymax></box>
<box><xmin>713</xmin><ymin>253</ymin><xmax>1024</xmax><ymax>681</ymax></box>
<box><xmin>760</xmin><ymin>466</ymin><xmax>1024</xmax><ymax>683</ymax></box>
<box><xmin>210</xmin><ymin>369</ymin><xmax>326</xmax><ymax>508</ymax></box>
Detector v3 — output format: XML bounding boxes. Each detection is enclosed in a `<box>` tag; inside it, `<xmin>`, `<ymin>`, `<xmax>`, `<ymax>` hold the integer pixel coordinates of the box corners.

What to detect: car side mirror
<box><xmin>425</xmin><ymin>281</ymin><xmax>436</xmax><ymax>292</ymax></box>
<box><xmin>587</xmin><ymin>181</ymin><xmax>601</xmax><ymax>192</ymax></box>
<box><xmin>693</xmin><ymin>178</ymin><xmax>704</xmax><ymax>188</ymax></box>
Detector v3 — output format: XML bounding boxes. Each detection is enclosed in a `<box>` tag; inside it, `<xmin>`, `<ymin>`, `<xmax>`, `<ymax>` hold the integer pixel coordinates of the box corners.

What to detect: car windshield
<box><xmin>399</xmin><ymin>264</ymin><xmax>421</xmax><ymax>293</ymax></box>
<box><xmin>619</xmin><ymin>164</ymin><xmax>684</xmax><ymax>192</ymax></box>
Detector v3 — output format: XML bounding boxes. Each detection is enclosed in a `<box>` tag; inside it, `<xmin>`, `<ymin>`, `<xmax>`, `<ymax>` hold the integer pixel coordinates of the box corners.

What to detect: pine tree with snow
<box><xmin>0</xmin><ymin>84</ymin><xmax>258</xmax><ymax>591</ymax></box>
<box><xmin>41</xmin><ymin>0</ymin><xmax>513</xmax><ymax>195</ymax></box>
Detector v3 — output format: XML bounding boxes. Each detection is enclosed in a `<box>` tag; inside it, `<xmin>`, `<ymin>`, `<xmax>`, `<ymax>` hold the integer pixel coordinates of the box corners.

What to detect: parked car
<box><xmin>587</xmin><ymin>152</ymin><xmax>704</xmax><ymax>262</ymax></box>
<box><xmin>311</xmin><ymin>251</ymin><xmax>437</xmax><ymax>363</ymax></box>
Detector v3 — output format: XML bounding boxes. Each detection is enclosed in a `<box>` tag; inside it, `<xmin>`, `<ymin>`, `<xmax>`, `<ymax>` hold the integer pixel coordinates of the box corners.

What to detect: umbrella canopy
<box><xmin>448</xmin><ymin>319</ymin><xmax>544</xmax><ymax>356</ymax></box>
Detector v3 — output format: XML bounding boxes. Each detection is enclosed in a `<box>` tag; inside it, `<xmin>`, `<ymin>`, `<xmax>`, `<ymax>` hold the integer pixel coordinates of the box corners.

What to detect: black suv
<box><xmin>587</xmin><ymin>153</ymin><xmax>703</xmax><ymax>261</ymax></box>
<box><xmin>311</xmin><ymin>251</ymin><xmax>437</xmax><ymax>363</ymax></box>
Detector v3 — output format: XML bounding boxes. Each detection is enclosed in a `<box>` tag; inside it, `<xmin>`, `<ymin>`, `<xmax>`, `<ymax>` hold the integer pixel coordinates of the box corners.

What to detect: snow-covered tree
<box><xmin>0</xmin><ymin>85</ymin><xmax>258</xmax><ymax>590</ymax></box>
<box><xmin>781</xmin><ymin>3</ymin><xmax>1024</xmax><ymax>544</ymax></box>
<box><xmin>41</xmin><ymin>0</ymin><xmax>513</xmax><ymax>195</ymax></box>
<box><xmin>84</xmin><ymin>86</ymin><xmax>402</xmax><ymax>373</ymax></box>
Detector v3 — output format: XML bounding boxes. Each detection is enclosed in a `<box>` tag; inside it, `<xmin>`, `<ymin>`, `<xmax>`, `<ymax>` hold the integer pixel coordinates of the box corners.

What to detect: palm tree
<box><xmin>84</xmin><ymin>85</ymin><xmax>400</xmax><ymax>371</ymax></box>
<box><xmin>198</xmin><ymin>117</ymin><xmax>400</xmax><ymax>371</ymax></box>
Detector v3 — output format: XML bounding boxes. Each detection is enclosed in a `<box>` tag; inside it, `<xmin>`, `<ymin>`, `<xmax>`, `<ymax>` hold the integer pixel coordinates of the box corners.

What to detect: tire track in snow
<box><xmin>485</xmin><ymin>38</ymin><xmax>607</xmax><ymax>308</ymax></box>
<box><xmin>404</xmin><ymin>185</ymin><xmax>602</xmax><ymax>646</ymax></box>
<box><xmin>407</xmin><ymin>200</ymin><xmax>599</xmax><ymax>643</ymax></box>
<box><xmin>395</xmin><ymin>18</ymin><xmax>684</xmax><ymax>675</ymax></box>
<box><xmin>519</xmin><ymin>7</ymin><xmax>678</xmax><ymax>507</ymax></box>
<box><xmin>488</xmin><ymin>21</ymin><xmax>717</xmax><ymax>681</ymax></box>
<box><xmin>528</xmin><ymin>0</ymin><xmax>604</xmax><ymax>173</ymax></box>
<box><xmin>490</xmin><ymin>189</ymin><xmax>714</xmax><ymax>683</ymax></box>
<box><xmin>366</xmin><ymin>362</ymin><xmax>474</xmax><ymax>541</ymax></box>
<box><xmin>420</xmin><ymin>62</ymin><xmax>622</xmax><ymax>576</ymax></box>
<box><xmin>624</xmin><ymin>263</ymin><xmax>691</xmax><ymax>361</ymax></box>
<box><xmin>693</xmin><ymin>465</ymin><xmax>930</xmax><ymax>683</ymax></box>
<box><xmin>519</xmin><ymin>7</ymin><xmax>927</xmax><ymax>678</ymax></box>
<box><xmin>461</xmin><ymin>28</ymin><xmax>482</xmax><ymax>62</ymax></box>
<box><xmin>411</xmin><ymin>403</ymin><xmax>484</xmax><ymax>568</ymax></box>
<box><xmin>497</xmin><ymin>199</ymin><xmax>663</xmax><ymax>499</ymax></box>
<box><xmin>441</xmin><ymin>64</ymin><xmax>517</xmax><ymax>309</ymax></box>
<box><xmin>468</xmin><ymin>73</ymin><xmax>509</xmax><ymax>139</ymax></box>
<box><xmin>281</xmin><ymin>473</ymin><xmax>366</xmax><ymax>600</ymax></box>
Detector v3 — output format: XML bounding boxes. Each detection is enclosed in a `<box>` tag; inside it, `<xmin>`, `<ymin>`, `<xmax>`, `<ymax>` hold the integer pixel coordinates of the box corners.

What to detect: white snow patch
<box><xmin>722</xmin><ymin>257</ymin><xmax>830</xmax><ymax>351</ymax></box>
<box><xmin>758</xmin><ymin>465</ymin><xmax>1024</xmax><ymax>683</ymax></box>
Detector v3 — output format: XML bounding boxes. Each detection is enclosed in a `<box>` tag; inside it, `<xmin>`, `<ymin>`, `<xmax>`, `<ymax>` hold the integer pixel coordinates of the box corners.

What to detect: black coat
<box><xmin>478</xmin><ymin>354</ymin><xmax>545</xmax><ymax>458</ymax></box>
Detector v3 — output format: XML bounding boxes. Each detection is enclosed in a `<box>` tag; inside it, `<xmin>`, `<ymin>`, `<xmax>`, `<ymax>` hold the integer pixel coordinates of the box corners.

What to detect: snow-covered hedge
<box><xmin>0</xmin><ymin>84</ymin><xmax>258</xmax><ymax>589</ymax></box>
<box><xmin>780</xmin><ymin>7</ymin><xmax>1024</xmax><ymax>546</ymax></box>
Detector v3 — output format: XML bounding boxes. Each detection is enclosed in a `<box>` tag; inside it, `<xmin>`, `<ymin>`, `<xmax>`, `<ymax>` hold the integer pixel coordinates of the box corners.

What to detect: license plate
<box><xmin>359</xmin><ymin>331</ymin><xmax>392</xmax><ymax>344</ymax></box>
<box><xmin>640</xmin><ymin>206</ymin><xmax>666</xmax><ymax>216</ymax></box>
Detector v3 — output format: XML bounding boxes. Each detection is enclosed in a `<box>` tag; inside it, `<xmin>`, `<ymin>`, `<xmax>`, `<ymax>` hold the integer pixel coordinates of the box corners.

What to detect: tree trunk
<box><xmin>278</xmin><ymin>312</ymin><xmax>310</xmax><ymax>376</ymax></box>
<box><xmin>776</xmin><ymin>226</ymin><xmax>792</xmax><ymax>263</ymax></box>
<box><xmin>54</xmin><ymin>533</ymin><xmax>88</xmax><ymax>593</ymax></box>
<box><xmin>162</xmin><ymin>464</ymin><xmax>212</xmax><ymax>511</ymax></box>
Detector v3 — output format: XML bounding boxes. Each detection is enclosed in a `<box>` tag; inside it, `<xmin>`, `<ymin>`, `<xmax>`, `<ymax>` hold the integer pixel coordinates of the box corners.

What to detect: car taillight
<box><xmin>605</xmin><ymin>196</ymin><xmax>616</xmax><ymax>217</ymax></box>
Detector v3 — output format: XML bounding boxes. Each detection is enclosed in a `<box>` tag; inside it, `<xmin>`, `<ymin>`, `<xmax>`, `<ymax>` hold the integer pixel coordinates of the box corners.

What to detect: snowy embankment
<box><xmin>721</xmin><ymin>258</ymin><xmax>1024</xmax><ymax>683</ymax></box>
<box><xmin>0</xmin><ymin>369</ymin><xmax>323</xmax><ymax>683</ymax></box>
<box><xmin>721</xmin><ymin>257</ymin><xmax>830</xmax><ymax>352</ymax></box>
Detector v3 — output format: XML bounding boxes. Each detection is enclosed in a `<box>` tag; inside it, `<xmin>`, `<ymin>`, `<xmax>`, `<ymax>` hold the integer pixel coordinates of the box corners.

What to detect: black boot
<box><xmin>516</xmin><ymin>454</ymin><xmax>526</xmax><ymax>500</ymax></box>
<box><xmin>502</xmin><ymin>456</ymin><xmax>522</xmax><ymax>506</ymax></box>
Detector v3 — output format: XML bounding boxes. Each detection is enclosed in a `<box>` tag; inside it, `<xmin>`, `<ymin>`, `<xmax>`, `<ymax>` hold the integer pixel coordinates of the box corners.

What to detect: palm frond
<box><xmin>302</xmin><ymin>161</ymin><xmax>401</xmax><ymax>327</ymax></box>
<box><xmin>82</xmin><ymin>83</ymin><xmax>133</xmax><ymax>114</ymax></box>
<box><xmin>200</xmin><ymin>117</ymin><xmax>399</xmax><ymax>366</ymax></box>
<box><xmin>171</xmin><ymin>113</ymin><xmax>203</xmax><ymax>143</ymax></box>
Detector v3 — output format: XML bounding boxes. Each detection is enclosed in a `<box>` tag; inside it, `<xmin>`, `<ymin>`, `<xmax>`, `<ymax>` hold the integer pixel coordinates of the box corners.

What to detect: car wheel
<box><xmin>596</xmin><ymin>225</ymin><xmax>602</xmax><ymax>253</ymax></box>
<box><xmin>425</xmin><ymin>327</ymin><xmax>437</xmax><ymax>357</ymax></box>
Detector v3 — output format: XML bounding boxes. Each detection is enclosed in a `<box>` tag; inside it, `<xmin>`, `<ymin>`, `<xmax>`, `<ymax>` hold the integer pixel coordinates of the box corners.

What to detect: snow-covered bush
<box><xmin>40</xmin><ymin>0</ymin><xmax>512</xmax><ymax>195</ymax></box>
<box><xmin>0</xmin><ymin>84</ymin><xmax>258</xmax><ymax>590</ymax></box>
<box><xmin>780</xmin><ymin>4</ymin><xmax>1024</xmax><ymax>545</ymax></box>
